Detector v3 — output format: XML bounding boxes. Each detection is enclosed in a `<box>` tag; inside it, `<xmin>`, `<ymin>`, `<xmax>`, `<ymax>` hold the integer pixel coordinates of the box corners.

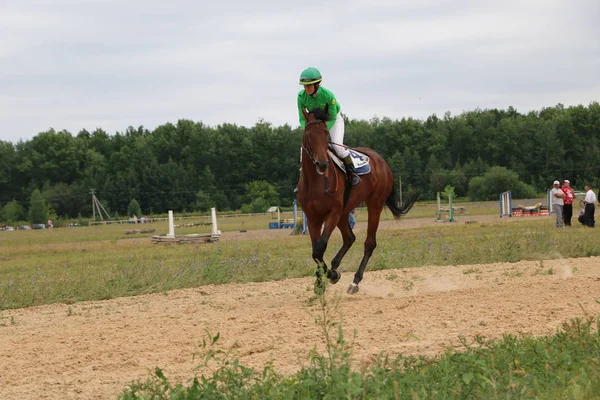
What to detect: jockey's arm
<box><xmin>297</xmin><ymin>95</ymin><xmax>306</xmax><ymax>129</ymax></box>
<box><xmin>325</xmin><ymin>92</ymin><xmax>338</xmax><ymax>131</ymax></box>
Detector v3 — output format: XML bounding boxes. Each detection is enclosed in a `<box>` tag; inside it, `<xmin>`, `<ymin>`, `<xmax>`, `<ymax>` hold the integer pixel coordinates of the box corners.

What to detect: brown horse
<box><xmin>297</xmin><ymin>108</ymin><xmax>419</xmax><ymax>294</ymax></box>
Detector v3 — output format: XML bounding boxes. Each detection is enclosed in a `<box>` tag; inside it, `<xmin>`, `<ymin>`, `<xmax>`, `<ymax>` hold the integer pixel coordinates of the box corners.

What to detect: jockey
<box><xmin>297</xmin><ymin>67</ymin><xmax>360</xmax><ymax>185</ymax></box>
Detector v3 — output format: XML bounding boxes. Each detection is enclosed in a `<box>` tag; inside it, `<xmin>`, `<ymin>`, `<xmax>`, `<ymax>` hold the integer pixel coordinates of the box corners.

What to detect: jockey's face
<box><xmin>304</xmin><ymin>84</ymin><xmax>316</xmax><ymax>95</ymax></box>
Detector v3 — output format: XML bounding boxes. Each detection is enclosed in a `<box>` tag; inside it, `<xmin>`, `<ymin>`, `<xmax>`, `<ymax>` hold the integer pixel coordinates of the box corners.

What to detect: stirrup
<box><xmin>350</xmin><ymin>174</ymin><xmax>361</xmax><ymax>185</ymax></box>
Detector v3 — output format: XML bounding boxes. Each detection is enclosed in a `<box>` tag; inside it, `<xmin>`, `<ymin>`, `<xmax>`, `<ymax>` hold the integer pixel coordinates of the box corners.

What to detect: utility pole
<box><xmin>89</xmin><ymin>189</ymin><xmax>96</xmax><ymax>221</ymax></box>
<box><xmin>90</xmin><ymin>189</ymin><xmax>111</xmax><ymax>221</ymax></box>
<box><xmin>398</xmin><ymin>175</ymin><xmax>403</xmax><ymax>206</ymax></box>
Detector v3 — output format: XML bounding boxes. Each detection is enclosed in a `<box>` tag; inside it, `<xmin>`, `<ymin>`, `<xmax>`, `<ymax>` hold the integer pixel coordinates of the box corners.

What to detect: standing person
<box><xmin>349</xmin><ymin>209</ymin><xmax>356</xmax><ymax>230</ymax></box>
<box><xmin>583</xmin><ymin>184</ymin><xmax>596</xmax><ymax>228</ymax></box>
<box><xmin>297</xmin><ymin>67</ymin><xmax>360</xmax><ymax>186</ymax></box>
<box><xmin>550</xmin><ymin>180</ymin><xmax>565</xmax><ymax>228</ymax></box>
<box><xmin>561</xmin><ymin>180</ymin><xmax>575</xmax><ymax>226</ymax></box>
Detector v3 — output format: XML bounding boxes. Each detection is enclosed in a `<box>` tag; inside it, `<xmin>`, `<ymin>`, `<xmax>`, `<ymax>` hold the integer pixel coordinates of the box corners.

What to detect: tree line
<box><xmin>1</xmin><ymin>102</ymin><xmax>599</xmax><ymax>224</ymax></box>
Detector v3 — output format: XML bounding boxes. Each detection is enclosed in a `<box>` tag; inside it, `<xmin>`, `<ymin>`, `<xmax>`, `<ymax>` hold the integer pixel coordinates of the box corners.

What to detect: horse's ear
<box><xmin>302</xmin><ymin>108</ymin><xmax>314</xmax><ymax>122</ymax></box>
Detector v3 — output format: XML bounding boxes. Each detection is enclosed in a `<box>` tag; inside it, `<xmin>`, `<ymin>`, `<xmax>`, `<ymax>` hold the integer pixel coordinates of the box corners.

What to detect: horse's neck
<box><xmin>301</xmin><ymin>157</ymin><xmax>328</xmax><ymax>186</ymax></box>
<box><xmin>301</xmin><ymin>158</ymin><xmax>318</xmax><ymax>184</ymax></box>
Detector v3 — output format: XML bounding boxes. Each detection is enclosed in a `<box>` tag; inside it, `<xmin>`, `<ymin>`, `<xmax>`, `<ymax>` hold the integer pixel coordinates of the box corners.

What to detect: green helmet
<box><xmin>299</xmin><ymin>67</ymin><xmax>322</xmax><ymax>85</ymax></box>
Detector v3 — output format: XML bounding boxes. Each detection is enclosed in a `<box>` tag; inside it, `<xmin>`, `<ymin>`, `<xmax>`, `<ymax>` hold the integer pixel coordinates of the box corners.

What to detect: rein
<box><xmin>302</xmin><ymin>120</ymin><xmax>339</xmax><ymax>196</ymax></box>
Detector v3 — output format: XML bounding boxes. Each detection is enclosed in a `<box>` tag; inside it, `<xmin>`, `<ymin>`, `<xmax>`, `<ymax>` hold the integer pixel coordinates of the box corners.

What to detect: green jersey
<box><xmin>297</xmin><ymin>86</ymin><xmax>341</xmax><ymax>130</ymax></box>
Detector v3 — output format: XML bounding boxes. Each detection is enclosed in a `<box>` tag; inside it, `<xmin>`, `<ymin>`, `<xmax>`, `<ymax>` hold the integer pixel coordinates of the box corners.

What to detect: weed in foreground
<box><xmin>120</xmin><ymin>302</ymin><xmax>600</xmax><ymax>400</ymax></box>
<box><xmin>463</xmin><ymin>268</ymin><xmax>480</xmax><ymax>275</ymax></box>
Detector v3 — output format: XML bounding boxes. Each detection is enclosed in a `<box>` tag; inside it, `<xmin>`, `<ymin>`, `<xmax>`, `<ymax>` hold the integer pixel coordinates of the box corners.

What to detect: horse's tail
<box><xmin>386</xmin><ymin>183</ymin><xmax>420</xmax><ymax>219</ymax></box>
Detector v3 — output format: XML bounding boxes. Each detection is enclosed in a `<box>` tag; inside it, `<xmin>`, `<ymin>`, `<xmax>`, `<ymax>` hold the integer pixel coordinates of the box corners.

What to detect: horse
<box><xmin>297</xmin><ymin>107</ymin><xmax>419</xmax><ymax>294</ymax></box>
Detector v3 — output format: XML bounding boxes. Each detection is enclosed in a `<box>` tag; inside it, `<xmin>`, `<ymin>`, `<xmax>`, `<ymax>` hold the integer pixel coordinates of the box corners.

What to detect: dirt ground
<box><xmin>2</xmin><ymin>215</ymin><xmax>600</xmax><ymax>399</ymax></box>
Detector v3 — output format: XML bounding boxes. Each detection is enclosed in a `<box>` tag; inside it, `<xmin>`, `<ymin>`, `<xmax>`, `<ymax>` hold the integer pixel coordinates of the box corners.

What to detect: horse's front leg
<box><xmin>306</xmin><ymin>217</ymin><xmax>329</xmax><ymax>291</ymax></box>
<box><xmin>329</xmin><ymin>212</ymin><xmax>356</xmax><ymax>284</ymax></box>
<box><xmin>308</xmin><ymin>213</ymin><xmax>340</xmax><ymax>292</ymax></box>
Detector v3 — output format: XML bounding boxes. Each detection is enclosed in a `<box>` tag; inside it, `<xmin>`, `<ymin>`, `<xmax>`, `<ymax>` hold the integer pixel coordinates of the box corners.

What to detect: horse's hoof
<box><xmin>328</xmin><ymin>270</ymin><xmax>341</xmax><ymax>285</ymax></box>
<box><xmin>347</xmin><ymin>283</ymin><xmax>359</xmax><ymax>295</ymax></box>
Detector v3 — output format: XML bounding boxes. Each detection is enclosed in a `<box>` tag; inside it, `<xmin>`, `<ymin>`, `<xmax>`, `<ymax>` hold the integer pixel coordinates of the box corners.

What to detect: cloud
<box><xmin>0</xmin><ymin>0</ymin><xmax>598</xmax><ymax>142</ymax></box>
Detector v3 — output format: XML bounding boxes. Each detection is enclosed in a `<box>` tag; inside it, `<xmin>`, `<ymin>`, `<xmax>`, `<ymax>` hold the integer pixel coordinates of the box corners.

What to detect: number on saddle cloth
<box><xmin>327</xmin><ymin>146</ymin><xmax>371</xmax><ymax>175</ymax></box>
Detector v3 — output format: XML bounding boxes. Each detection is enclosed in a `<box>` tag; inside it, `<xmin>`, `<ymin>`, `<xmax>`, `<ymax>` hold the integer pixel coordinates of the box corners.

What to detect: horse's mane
<box><xmin>309</xmin><ymin>107</ymin><xmax>330</xmax><ymax>122</ymax></box>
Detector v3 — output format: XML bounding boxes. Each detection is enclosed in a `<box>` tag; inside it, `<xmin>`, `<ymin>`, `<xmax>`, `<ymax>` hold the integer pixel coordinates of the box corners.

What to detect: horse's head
<box><xmin>302</xmin><ymin>107</ymin><xmax>330</xmax><ymax>175</ymax></box>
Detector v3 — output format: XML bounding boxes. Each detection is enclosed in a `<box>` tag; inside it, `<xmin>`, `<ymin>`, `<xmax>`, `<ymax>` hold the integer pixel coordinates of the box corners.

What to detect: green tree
<box><xmin>240</xmin><ymin>197</ymin><xmax>270</xmax><ymax>214</ymax></box>
<box><xmin>1</xmin><ymin>200</ymin><xmax>25</xmax><ymax>224</ymax></box>
<box><xmin>467</xmin><ymin>176</ymin><xmax>486</xmax><ymax>202</ymax></box>
<box><xmin>127</xmin><ymin>198</ymin><xmax>142</xmax><ymax>217</ymax></box>
<box><xmin>195</xmin><ymin>190</ymin><xmax>213</xmax><ymax>212</ymax></box>
<box><xmin>401</xmin><ymin>147</ymin><xmax>423</xmax><ymax>191</ymax></box>
<box><xmin>0</xmin><ymin>141</ymin><xmax>16</xmax><ymax>196</ymax></box>
<box><xmin>449</xmin><ymin>163</ymin><xmax>468</xmax><ymax>197</ymax></box>
<box><xmin>242</xmin><ymin>181</ymin><xmax>280</xmax><ymax>208</ymax></box>
<box><xmin>468</xmin><ymin>167</ymin><xmax>537</xmax><ymax>201</ymax></box>
<box><xmin>388</xmin><ymin>151</ymin><xmax>406</xmax><ymax>180</ymax></box>
<box><xmin>3</xmin><ymin>101</ymin><xmax>600</xmax><ymax>212</ymax></box>
<box><xmin>23</xmin><ymin>130</ymin><xmax>83</xmax><ymax>186</ymax></box>
<box><xmin>42</xmin><ymin>182</ymin><xmax>88</xmax><ymax>218</ymax></box>
<box><xmin>195</xmin><ymin>166</ymin><xmax>232</xmax><ymax>210</ymax></box>
<box><xmin>442</xmin><ymin>185</ymin><xmax>456</xmax><ymax>200</ymax></box>
<box><xmin>29</xmin><ymin>189</ymin><xmax>49</xmax><ymax>224</ymax></box>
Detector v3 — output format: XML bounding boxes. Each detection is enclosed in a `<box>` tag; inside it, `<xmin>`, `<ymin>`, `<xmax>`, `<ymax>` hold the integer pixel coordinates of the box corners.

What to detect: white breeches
<box><xmin>329</xmin><ymin>113</ymin><xmax>349</xmax><ymax>158</ymax></box>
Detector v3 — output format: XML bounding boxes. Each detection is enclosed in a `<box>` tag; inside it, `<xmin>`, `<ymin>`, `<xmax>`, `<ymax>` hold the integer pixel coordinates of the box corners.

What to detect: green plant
<box><xmin>120</xmin><ymin>315</ymin><xmax>600</xmax><ymax>399</ymax></box>
<box><xmin>127</xmin><ymin>199</ymin><xmax>142</xmax><ymax>218</ymax></box>
<box><xmin>28</xmin><ymin>189</ymin><xmax>49</xmax><ymax>225</ymax></box>
<box><xmin>463</xmin><ymin>268</ymin><xmax>480</xmax><ymax>274</ymax></box>
<box><xmin>0</xmin><ymin>316</ymin><xmax>15</xmax><ymax>326</ymax></box>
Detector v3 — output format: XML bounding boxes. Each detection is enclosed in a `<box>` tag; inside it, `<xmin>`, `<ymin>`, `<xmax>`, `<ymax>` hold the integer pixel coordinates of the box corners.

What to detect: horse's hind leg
<box><xmin>329</xmin><ymin>212</ymin><xmax>356</xmax><ymax>284</ymax></box>
<box><xmin>348</xmin><ymin>205</ymin><xmax>382</xmax><ymax>294</ymax></box>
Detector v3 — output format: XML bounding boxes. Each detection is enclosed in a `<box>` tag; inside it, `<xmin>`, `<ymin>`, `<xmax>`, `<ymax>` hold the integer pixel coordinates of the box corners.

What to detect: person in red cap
<box><xmin>561</xmin><ymin>180</ymin><xmax>575</xmax><ymax>226</ymax></box>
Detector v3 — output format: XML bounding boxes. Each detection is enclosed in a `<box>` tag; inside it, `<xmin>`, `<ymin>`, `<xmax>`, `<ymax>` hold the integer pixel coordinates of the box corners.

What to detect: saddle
<box><xmin>327</xmin><ymin>145</ymin><xmax>371</xmax><ymax>176</ymax></box>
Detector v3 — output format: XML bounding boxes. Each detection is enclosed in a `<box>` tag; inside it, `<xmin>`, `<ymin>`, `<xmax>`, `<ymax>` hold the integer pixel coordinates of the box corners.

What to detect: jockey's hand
<box><xmin>309</xmin><ymin>108</ymin><xmax>329</xmax><ymax>121</ymax></box>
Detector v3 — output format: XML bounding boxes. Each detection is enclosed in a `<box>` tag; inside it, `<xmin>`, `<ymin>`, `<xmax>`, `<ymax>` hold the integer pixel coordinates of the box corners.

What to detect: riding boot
<box><xmin>343</xmin><ymin>155</ymin><xmax>361</xmax><ymax>185</ymax></box>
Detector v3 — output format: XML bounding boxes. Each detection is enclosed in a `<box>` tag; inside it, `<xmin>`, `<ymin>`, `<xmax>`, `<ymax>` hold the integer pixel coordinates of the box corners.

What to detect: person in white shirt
<box><xmin>583</xmin><ymin>184</ymin><xmax>597</xmax><ymax>227</ymax></box>
<box><xmin>550</xmin><ymin>180</ymin><xmax>565</xmax><ymax>228</ymax></box>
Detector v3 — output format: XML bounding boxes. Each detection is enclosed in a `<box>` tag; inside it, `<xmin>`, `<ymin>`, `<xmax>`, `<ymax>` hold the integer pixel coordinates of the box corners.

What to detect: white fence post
<box><xmin>167</xmin><ymin>210</ymin><xmax>175</xmax><ymax>238</ymax></box>
<box><xmin>211</xmin><ymin>208</ymin><xmax>221</xmax><ymax>237</ymax></box>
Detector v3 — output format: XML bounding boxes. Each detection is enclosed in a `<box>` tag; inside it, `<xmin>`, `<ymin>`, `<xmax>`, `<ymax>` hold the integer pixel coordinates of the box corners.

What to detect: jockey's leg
<box><xmin>330</xmin><ymin>115</ymin><xmax>360</xmax><ymax>185</ymax></box>
<box><xmin>294</xmin><ymin>146</ymin><xmax>302</xmax><ymax>193</ymax></box>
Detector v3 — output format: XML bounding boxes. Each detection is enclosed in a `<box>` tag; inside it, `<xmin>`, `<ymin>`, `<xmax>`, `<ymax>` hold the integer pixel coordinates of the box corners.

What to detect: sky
<box><xmin>1</xmin><ymin>0</ymin><xmax>599</xmax><ymax>143</ymax></box>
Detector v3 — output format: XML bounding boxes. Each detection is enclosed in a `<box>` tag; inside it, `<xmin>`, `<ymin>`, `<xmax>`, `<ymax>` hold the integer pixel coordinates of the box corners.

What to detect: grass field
<box><xmin>1</xmin><ymin>198</ymin><xmax>599</xmax><ymax>311</ymax></box>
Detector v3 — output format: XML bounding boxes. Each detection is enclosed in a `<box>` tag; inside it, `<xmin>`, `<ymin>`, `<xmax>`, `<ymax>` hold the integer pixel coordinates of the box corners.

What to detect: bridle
<box><xmin>301</xmin><ymin>119</ymin><xmax>324</xmax><ymax>165</ymax></box>
<box><xmin>302</xmin><ymin>119</ymin><xmax>339</xmax><ymax>196</ymax></box>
